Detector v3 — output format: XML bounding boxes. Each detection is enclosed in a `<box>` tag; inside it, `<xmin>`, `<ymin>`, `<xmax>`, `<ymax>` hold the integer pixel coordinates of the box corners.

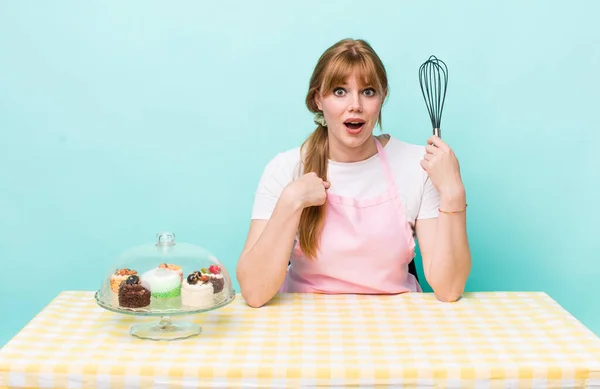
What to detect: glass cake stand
<box><xmin>94</xmin><ymin>289</ymin><xmax>235</xmax><ymax>341</ymax></box>
<box><xmin>94</xmin><ymin>231</ymin><xmax>237</xmax><ymax>341</ymax></box>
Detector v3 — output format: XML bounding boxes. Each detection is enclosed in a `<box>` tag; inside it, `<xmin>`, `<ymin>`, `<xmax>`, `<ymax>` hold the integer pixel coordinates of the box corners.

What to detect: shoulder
<box><xmin>384</xmin><ymin>136</ymin><xmax>427</xmax><ymax>171</ymax></box>
<box><xmin>385</xmin><ymin>135</ymin><xmax>426</xmax><ymax>157</ymax></box>
<box><xmin>382</xmin><ymin>135</ymin><xmax>432</xmax><ymax>189</ymax></box>
<box><xmin>251</xmin><ymin>147</ymin><xmax>303</xmax><ymax>220</ymax></box>
<box><xmin>258</xmin><ymin>146</ymin><xmax>303</xmax><ymax>187</ymax></box>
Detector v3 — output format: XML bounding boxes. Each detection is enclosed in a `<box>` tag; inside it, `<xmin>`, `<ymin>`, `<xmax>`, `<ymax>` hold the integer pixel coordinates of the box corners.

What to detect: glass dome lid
<box><xmin>95</xmin><ymin>231</ymin><xmax>235</xmax><ymax>315</ymax></box>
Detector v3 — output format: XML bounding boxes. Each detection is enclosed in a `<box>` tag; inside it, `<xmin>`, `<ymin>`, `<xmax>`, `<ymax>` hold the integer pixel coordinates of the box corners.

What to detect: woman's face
<box><xmin>315</xmin><ymin>70</ymin><xmax>385</xmax><ymax>162</ymax></box>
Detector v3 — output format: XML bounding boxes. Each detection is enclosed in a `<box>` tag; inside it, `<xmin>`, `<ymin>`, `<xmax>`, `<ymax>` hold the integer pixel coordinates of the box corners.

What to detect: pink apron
<box><xmin>279</xmin><ymin>137</ymin><xmax>422</xmax><ymax>294</ymax></box>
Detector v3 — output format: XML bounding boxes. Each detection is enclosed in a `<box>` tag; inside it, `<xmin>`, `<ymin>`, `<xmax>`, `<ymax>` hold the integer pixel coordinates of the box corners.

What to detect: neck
<box><xmin>328</xmin><ymin>135</ymin><xmax>378</xmax><ymax>163</ymax></box>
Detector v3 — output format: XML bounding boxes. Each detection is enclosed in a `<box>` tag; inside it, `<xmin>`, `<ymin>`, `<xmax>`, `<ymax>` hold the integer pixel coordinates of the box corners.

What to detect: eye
<box><xmin>333</xmin><ymin>87</ymin><xmax>346</xmax><ymax>97</ymax></box>
<box><xmin>363</xmin><ymin>88</ymin><xmax>376</xmax><ymax>97</ymax></box>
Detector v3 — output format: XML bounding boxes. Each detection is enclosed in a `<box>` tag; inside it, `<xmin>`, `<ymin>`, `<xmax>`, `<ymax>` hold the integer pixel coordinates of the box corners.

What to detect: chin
<box><xmin>343</xmin><ymin>136</ymin><xmax>370</xmax><ymax>148</ymax></box>
<box><xmin>342</xmin><ymin>128</ymin><xmax>372</xmax><ymax>145</ymax></box>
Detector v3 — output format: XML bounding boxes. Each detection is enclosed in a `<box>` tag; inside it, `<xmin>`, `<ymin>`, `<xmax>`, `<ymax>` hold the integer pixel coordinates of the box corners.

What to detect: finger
<box><xmin>322</xmin><ymin>180</ymin><xmax>331</xmax><ymax>189</ymax></box>
<box><xmin>428</xmin><ymin>135</ymin><xmax>450</xmax><ymax>150</ymax></box>
<box><xmin>425</xmin><ymin>144</ymin><xmax>438</xmax><ymax>155</ymax></box>
<box><xmin>420</xmin><ymin>159</ymin><xmax>429</xmax><ymax>171</ymax></box>
<box><xmin>423</xmin><ymin>153</ymin><xmax>434</xmax><ymax>161</ymax></box>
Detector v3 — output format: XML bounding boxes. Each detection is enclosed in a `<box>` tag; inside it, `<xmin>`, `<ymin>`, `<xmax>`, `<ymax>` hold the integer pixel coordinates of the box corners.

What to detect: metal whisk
<box><xmin>419</xmin><ymin>55</ymin><xmax>448</xmax><ymax>138</ymax></box>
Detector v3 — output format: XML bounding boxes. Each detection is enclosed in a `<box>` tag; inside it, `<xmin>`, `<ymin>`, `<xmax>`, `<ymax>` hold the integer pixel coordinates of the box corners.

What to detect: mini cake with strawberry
<box><xmin>181</xmin><ymin>271</ymin><xmax>214</xmax><ymax>308</ymax></box>
<box><xmin>206</xmin><ymin>265</ymin><xmax>225</xmax><ymax>294</ymax></box>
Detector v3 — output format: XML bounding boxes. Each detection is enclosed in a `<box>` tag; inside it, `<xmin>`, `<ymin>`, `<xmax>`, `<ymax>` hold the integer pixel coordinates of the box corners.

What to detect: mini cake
<box><xmin>110</xmin><ymin>268</ymin><xmax>138</xmax><ymax>293</ymax></box>
<box><xmin>207</xmin><ymin>265</ymin><xmax>229</xmax><ymax>304</ymax></box>
<box><xmin>181</xmin><ymin>271</ymin><xmax>214</xmax><ymax>308</ymax></box>
<box><xmin>118</xmin><ymin>275</ymin><xmax>151</xmax><ymax>308</ymax></box>
<box><xmin>158</xmin><ymin>262</ymin><xmax>183</xmax><ymax>281</ymax></box>
<box><xmin>110</xmin><ymin>268</ymin><xmax>138</xmax><ymax>306</ymax></box>
<box><xmin>141</xmin><ymin>266</ymin><xmax>182</xmax><ymax>299</ymax></box>
<box><xmin>205</xmin><ymin>265</ymin><xmax>224</xmax><ymax>293</ymax></box>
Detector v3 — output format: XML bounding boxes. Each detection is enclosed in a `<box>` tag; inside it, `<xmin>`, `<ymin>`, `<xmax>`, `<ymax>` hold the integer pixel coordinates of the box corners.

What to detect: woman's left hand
<box><xmin>420</xmin><ymin>135</ymin><xmax>465</xmax><ymax>198</ymax></box>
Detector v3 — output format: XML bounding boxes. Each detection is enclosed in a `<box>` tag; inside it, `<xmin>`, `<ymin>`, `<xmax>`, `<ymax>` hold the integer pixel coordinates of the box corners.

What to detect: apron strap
<box><xmin>374</xmin><ymin>137</ymin><xmax>397</xmax><ymax>190</ymax></box>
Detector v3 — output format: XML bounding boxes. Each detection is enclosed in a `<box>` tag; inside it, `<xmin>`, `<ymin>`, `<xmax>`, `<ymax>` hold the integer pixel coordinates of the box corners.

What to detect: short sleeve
<box><xmin>417</xmin><ymin>174</ymin><xmax>440</xmax><ymax>220</ymax></box>
<box><xmin>250</xmin><ymin>153</ymin><xmax>295</xmax><ymax>220</ymax></box>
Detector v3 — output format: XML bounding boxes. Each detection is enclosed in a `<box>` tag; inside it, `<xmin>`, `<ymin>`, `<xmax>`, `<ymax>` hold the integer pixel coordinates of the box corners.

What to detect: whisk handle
<box><xmin>434</xmin><ymin>128</ymin><xmax>441</xmax><ymax>138</ymax></box>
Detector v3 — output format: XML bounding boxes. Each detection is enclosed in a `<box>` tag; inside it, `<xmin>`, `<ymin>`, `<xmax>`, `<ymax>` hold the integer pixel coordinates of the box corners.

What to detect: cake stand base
<box><xmin>130</xmin><ymin>316</ymin><xmax>201</xmax><ymax>341</ymax></box>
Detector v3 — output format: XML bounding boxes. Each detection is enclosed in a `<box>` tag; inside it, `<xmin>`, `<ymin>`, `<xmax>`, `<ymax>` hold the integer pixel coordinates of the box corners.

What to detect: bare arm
<box><xmin>417</xmin><ymin>135</ymin><xmax>471</xmax><ymax>302</ymax></box>
<box><xmin>236</xmin><ymin>191</ymin><xmax>303</xmax><ymax>308</ymax></box>
<box><xmin>236</xmin><ymin>172</ymin><xmax>329</xmax><ymax>308</ymax></box>
<box><xmin>415</xmin><ymin>190</ymin><xmax>471</xmax><ymax>302</ymax></box>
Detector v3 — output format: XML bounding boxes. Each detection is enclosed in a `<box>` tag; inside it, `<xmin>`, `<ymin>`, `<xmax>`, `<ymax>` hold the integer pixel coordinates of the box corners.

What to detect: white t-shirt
<box><xmin>251</xmin><ymin>136</ymin><xmax>440</xmax><ymax>234</ymax></box>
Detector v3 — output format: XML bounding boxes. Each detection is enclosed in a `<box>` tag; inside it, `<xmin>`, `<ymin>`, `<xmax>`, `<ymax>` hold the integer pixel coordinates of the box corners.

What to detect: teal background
<box><xmin>1</xmin><ymin>1</ymin><xmax>598</xmax><ymax>346</ymax></box>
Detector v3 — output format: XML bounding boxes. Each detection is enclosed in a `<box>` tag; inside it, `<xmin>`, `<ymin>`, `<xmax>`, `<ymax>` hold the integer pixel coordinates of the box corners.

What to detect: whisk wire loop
<box><xmin>419</xmin><ymin>55</ymin><xmax>448</xmax><ymax>138</ymax></box>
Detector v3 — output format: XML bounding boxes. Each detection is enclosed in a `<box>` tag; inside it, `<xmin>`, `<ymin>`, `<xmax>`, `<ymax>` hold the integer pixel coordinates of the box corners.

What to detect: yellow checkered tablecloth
<box><xmin>1</xmin><ymin>291</ymin><xmax>600</xmax><ymax>388</ymax></box>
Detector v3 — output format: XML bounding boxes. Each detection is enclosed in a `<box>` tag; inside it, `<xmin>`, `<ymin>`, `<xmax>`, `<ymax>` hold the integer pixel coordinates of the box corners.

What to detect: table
<box><xmin>1</xmin><ymin>291</ymin><xmax>599</xmax><ymax>388</ymax></box>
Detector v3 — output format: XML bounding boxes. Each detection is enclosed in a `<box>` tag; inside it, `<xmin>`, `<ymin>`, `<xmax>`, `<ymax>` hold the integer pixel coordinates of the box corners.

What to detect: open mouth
<box><xmin>344</xmin><ymin>120</ymin><xmax>365</xmax><ymax>131</ymax></box>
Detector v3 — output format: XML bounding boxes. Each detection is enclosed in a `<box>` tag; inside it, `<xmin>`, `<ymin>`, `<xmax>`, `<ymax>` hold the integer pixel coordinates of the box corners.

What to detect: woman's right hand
<box><xmin>283</xmin><ymin>172</ymin><xmax>330</xmax><ymax>210</ymax></box>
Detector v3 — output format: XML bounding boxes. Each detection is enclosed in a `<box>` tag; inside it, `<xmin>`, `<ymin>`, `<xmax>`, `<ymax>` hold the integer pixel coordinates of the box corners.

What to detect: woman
<box><xmin>236</xmin><ymin>38</ymin><xmax>471</xmax><ymax>308</ymax></box>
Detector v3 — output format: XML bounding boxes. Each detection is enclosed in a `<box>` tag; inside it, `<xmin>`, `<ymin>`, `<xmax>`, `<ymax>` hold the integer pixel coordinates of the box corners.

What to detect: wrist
<box><xmin>439</xmin><ymin>187</ymin><xmax>466</xmax><ymax>210</ymax></box>
<box><xmin>281</xmin><ymin>186</ymin><xmax>305</xmax><ymax>214</ymax></box>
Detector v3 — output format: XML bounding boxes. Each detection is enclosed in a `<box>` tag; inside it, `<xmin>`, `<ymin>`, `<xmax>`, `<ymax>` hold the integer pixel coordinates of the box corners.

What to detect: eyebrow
<box><xmin>334</xmin><ymin>84</ymin><xmax>376</xmax><ymax>89</ymax></box>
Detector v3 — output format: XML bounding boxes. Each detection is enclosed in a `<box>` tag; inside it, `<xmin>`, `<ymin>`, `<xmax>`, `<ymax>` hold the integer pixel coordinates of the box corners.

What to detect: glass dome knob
<box><xmin>156</xmin><ymin>232</ymin><xmax>176</xmax><ymax>246</ymax></box>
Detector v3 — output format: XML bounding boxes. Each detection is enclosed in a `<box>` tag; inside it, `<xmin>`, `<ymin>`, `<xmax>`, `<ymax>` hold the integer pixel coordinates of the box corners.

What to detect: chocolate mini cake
<box><xmin>118</xmin><ymin>275</ymin><xmax>151</xmax><ymax>308</ymax></box>
<box><xmin>205</xmin><ymin>265</ymin><xmax>224</xmax><ymax>293</ymax></box>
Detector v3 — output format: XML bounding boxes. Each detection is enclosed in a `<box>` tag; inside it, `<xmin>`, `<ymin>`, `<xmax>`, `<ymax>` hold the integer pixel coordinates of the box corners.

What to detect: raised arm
<box><xmin>416</xmin><ymin>135</ymin><xmax>471</xmax><ymax>302</ymax></box>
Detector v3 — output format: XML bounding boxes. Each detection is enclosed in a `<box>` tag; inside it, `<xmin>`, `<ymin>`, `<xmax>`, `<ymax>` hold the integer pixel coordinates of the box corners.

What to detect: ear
<box><xmin>314</xmin><ymin>91</ymin><xmax>323</xmax><ymax>111</ymax></box>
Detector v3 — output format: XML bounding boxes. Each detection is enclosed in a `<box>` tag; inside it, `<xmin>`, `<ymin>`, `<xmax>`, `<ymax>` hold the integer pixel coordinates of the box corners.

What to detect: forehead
<box><xmin>322</xmin><ymin>60</ymin><xmax>379</xmax><ymax>91</ymax></box>
<box><xmin>338</xmin><ymin>71</ymin><xmax>371</xmax><ymax>86</ymax></box>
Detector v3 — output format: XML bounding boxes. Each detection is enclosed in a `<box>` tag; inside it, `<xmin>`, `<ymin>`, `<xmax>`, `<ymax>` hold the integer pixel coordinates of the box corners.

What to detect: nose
<box><xmin>348</xmin><ymin>92</ymin><xmax>363</xmax><ymax>112</ymax></box>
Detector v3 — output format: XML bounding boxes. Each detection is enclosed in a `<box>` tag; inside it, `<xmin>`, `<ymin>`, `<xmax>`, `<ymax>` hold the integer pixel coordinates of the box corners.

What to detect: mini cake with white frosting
<box><xmin>181</xmin><ymin>271</ymin><xmax>214</xmax><ymax>308</ymax></box>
